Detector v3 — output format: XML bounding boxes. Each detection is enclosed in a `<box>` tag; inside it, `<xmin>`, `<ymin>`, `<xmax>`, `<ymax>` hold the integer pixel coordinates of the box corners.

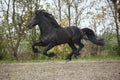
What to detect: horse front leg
<box><xmin>74</xmin><ymin>42</ymin><xmax>84</xmax><ymax>58</ymax></box>
<box><xmin>32</xmin><ymin>41</ymin><xmax>44</xmax><ymax>53</ymax></box>
<box><xmin>43</xmin><ymin>42</ymin><xmax>56</xmax><ymax>57</ymax></box>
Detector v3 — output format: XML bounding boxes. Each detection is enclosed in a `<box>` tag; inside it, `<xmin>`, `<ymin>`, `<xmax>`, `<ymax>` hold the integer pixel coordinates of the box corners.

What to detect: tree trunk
<box><xmin>68</xmin><ymin>5</ymin><xmax>71</xmax><ymax>26</ymax></box>
<box><xmin>64</xmin><ymin>0</ymin><xmax>71</xmax><ymax>26</ymax></box>
<box><xmin>58</xmin><ymin>0</ymin><xmax>62</xmax><ymax>22</ymax></box>
<box><xmin>108</xmin><ymin>0</ymin><xmax>120</xmax><ymax>55</ymax></box>
<box><xmin>113</xmin><ymin>1</ymin><xmax>120</xmax><ymax>55</ymax></box>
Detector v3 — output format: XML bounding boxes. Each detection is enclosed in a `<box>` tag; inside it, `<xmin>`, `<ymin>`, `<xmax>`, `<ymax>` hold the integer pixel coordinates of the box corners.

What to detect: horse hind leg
<box><xmin>74</xmin><ymin>41</ymin><xmax>84</xmax><ymax>58</ymax></box>
<box><xmin>66</xmin><ymin>42</ymin><xmax>77</xmax><ymax>61</ymax></box>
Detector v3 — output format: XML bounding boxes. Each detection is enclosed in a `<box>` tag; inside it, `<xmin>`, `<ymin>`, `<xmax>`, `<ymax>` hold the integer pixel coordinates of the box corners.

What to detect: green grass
<box><xmin>0</xmin><ymin>55</ymin><xmax>120</xmax><ymax>64</ymax></box>
<box><xmin>77</xmin><ymin>55</ymin><xmax>120</xmax><ymax>61</ymax></box>
<box><xmin>0</xmin><ymin>59</ymin><xmax>53</xmax><ymax>64</ymax></box>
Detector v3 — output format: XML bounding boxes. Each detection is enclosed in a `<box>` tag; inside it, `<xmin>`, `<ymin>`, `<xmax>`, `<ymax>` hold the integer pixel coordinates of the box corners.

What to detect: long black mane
<box><xmin>41</xmin><ymin>10</ymin><xmax>61</xmax><ymax>28</ymax></box>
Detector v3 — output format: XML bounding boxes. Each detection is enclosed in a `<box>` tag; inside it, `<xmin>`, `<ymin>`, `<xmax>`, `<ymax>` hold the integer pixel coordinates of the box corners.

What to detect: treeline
<box><xmin>0</xmin><ymin>0</ymin><xmax>120</xmax><ymax>60</ymax></box>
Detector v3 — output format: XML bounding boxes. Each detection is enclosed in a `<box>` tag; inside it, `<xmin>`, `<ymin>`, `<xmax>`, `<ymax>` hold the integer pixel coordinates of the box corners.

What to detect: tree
<box><xmin>53</xmin><ymin>0</ymin><xmax>62</xmax><ymax>22</ymax></box>
<box><xmin>0</xmin><ymin>0</ymin><xmax>39</xmax><ymax>60</ymax></box>
<box><xmin>55</xmin><ymin>0</ymin><xmax>74</xmax><ymax>26</ymax></box>
<box><xmin>72</xmin><ymin>0</ymin><xmax>91</xmax><ymax>26</ymax></box>
<box><xmin>107</xmin><ymin>0</ymin><xmax>120</xmax><ymax>55</ymax></box>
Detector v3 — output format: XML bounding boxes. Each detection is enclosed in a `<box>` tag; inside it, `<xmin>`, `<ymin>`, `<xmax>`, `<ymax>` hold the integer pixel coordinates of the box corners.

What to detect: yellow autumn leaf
<box><xmin>60</xmin><ymin>18</ymin><xmax>69</xmax><ymax>27</ymax></box>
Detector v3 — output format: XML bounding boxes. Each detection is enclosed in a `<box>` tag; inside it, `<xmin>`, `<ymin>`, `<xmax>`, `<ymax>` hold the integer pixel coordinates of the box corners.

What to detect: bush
<box><xmin>48</xmin><ymin>44</ymin><xmax>71</xmax><ymax>60</ymax></box>
<box><xmin>0</xmin><ymin>39</ymin><xmax>8</xmax><ymax>60</ymax></box>
<box><xmin>104</xmin><ymin>37</ymin><xmax>118</xmax><ymax>55</ymax></box>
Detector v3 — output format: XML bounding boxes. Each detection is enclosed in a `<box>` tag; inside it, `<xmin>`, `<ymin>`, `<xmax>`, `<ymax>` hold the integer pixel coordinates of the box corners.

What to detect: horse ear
<box><xmin>35</xmin><ymin>10</ymin><xmax>43</xmax><ymax>15</ymax></box>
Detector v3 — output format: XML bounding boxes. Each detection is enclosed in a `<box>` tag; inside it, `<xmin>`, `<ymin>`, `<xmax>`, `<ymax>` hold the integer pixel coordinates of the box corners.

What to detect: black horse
<box><xmin>28</xmin><ymin>10</ymin><xmax>104</xmax><ymax>60</ymax></box>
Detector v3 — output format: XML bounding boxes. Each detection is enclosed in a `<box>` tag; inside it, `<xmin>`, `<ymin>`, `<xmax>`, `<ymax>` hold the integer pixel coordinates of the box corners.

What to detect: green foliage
<box><xmin>103</xmin><ymin>34</ymin><xmax>118</xmax><ymax>55</ymax></box>
<box><xmin>0</xmin><ymin>38</ymin><xmax>8</xmax><ymax>60</ymax></box>
<box><xmin>0</xmin><ymin>25</ymin><xmax>8</xmax><ymax>60</ymax></box>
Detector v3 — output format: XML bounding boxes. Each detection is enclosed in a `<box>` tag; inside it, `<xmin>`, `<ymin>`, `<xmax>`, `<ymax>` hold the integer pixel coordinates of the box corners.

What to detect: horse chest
<box><xmin>40</xmin><ymin>32</ymin><xmax>56</xmax><ymax>43</ymax></box>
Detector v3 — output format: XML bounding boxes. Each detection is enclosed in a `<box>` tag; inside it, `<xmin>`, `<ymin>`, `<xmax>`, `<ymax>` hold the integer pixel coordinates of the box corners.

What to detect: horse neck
<box><xmin>38</xmin><ymin>19</ymin><xmax>55</xmax><ymax>36</ymax></box>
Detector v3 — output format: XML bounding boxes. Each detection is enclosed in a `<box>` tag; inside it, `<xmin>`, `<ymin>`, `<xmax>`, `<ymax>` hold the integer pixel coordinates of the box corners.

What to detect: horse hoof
<box><xmin>48</xmin><ymin>53</ymin><xmax>56</xmax><ymax>57</ymax></box>
<box><xmin>66</xmin><ymin>59</ymin><xmax>71</xmax><ymax>63</ymax></box>
<box><xmin>74</xmin><ymin>55</ymin><xmax>78</xmax><ymax>59</ymax></box>
<box><xmin>66</xmin><ymin>57</ymin><xmax>71</xmax><ymax>61</ymax></box>
<box><xmin>74</xmin><ymin>53</ymin><xmax>80</xmax><ymax>58</ymax></box>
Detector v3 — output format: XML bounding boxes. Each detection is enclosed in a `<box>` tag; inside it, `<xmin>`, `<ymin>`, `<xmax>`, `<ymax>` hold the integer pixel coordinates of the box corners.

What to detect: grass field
<box><xmin>0</xmin><ymin>55</ymin><xmax>120</xmax><ymax>63</ymax></box>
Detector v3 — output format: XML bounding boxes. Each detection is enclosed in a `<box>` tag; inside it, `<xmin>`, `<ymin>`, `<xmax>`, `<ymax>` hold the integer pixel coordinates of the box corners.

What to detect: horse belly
<box><xmin>56</xmin><ymin>31</ymin><xmax>71</xmax><ymax>44</ymax></box>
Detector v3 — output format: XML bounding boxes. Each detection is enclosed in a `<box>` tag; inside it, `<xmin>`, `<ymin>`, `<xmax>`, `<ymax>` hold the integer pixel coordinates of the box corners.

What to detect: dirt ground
<box><xmin>0</xmin><ymin>60</ymin><xmax>120</xmax><ymax>80</ymax></box>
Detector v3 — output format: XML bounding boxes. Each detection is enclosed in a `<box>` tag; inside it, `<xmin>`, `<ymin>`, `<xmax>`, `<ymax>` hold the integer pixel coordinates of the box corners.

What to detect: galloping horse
<box><xmin>28</xmin><ymin>10</ymin><xmax>104</xmax><ymax>60</ymax></box>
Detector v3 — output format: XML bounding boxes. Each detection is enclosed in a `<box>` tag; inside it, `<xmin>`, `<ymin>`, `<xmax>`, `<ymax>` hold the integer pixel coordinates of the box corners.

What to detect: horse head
<box><xmin>28</xmin><ymin>9</ymin><xmax>61</xmax><ymax>29</ymax></box>
<box><xmin>28</xmin><ymin>10</ymin><xmax>45</xmax><ymax>29</ymax></box>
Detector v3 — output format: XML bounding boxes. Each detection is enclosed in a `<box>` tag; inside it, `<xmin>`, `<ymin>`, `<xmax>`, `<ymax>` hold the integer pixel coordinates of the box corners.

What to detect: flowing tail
<box><xmin>81</xmin><ymin>28</ymin><xmax>105</xmax><ymax>46</ymax></box>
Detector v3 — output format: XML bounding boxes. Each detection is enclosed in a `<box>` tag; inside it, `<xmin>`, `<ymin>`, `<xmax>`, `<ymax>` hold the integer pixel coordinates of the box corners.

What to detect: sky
<box><xmin>0</xmin><ymin>0</ymin><xmax>115</xmax><ymax>34</ymax></box>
